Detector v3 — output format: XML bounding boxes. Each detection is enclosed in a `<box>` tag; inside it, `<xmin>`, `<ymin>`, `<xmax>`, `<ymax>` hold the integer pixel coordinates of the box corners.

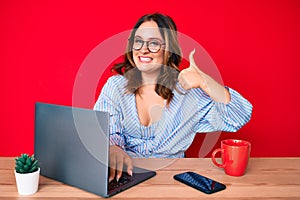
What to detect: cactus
<box><xmin>15</xmin><ymin>154</ymin><xmax>39</xmax><ymax>174</ymax></box>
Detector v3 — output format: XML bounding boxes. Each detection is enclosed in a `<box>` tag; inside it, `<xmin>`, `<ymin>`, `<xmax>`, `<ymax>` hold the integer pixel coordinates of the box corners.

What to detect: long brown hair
<box><xmin>113</xmin><ymin>13</ymin><xmax>182</xmax><ymax>104</ymax></box>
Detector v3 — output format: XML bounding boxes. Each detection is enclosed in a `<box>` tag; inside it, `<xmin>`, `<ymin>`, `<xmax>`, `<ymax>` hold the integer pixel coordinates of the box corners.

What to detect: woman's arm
<box><xmin>94</xmin><ymin>76</ymin><xmax>133</xmax><ymax>181</ymax></box>
<box><xmin>178</xmin><ymin>49</ymin><xmax>252</xmax><ymax>132</ymax></box>
<box><xmin>193</xmin><ymin>87</ymin><xmax>252</xmax><ymax>133</ymax></box>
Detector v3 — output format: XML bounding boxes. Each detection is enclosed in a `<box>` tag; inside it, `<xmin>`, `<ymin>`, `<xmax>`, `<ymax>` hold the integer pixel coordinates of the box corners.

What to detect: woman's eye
<box><xmin>134</xmin><ymin>39</ymin><xmax>143</xmax><ymax>44</ymax></box>
<box><xmin>149</xmin><ymin>41</ymin><xmax>160</xmax><ymax>46</ymax></box>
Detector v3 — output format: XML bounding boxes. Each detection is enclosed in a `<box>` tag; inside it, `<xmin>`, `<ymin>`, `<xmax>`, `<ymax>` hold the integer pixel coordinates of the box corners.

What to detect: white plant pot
<box><xmin>14</xmin><ymin>168</ymin><xmax>40</xmax><ymax>195</ymax></box>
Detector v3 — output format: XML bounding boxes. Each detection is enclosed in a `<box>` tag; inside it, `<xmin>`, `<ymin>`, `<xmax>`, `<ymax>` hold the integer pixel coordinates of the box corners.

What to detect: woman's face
<box><xmin>132</xmin><ymin>20</ymin><xmax>164</xmax><ymax>74</ymax></box>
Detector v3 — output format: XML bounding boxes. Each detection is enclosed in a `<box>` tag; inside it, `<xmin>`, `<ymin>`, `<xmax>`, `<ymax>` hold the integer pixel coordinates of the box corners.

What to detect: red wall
<box><xmin>1</xmin><ymin>0</ymin><xmax>300</xmax><ymax>157</ymax></box>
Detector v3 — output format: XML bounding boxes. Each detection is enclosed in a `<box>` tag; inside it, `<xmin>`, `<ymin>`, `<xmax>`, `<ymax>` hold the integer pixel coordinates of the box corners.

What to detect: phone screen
<box><xmin>173</xmin><ymin>172</ymin><xmax>226</xmax><ymax>194</ymax></box>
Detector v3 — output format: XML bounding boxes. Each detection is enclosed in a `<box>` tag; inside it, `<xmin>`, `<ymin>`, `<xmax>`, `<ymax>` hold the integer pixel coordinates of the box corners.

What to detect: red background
<box><xmin>1</xmin><ymin>0</ymin><xmax>300</xmax><ymax>157</ymax></box>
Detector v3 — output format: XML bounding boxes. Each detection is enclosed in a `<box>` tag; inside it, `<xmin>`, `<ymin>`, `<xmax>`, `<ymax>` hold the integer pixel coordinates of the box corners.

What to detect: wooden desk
<box><xmin>1</xmin><ymin>157</ymin><xmax>300</xmax><ymax>199</ymax></box>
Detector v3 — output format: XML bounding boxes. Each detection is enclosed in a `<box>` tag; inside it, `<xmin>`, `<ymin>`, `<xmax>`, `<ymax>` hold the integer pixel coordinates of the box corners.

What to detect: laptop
<box><xmin>34</xmin><ymin>102</ymin><xmax>156</xmax><ymax>197</ymax></box>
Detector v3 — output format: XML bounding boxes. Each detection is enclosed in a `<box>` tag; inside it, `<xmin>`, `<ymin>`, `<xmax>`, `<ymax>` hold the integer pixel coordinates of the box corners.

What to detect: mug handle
<box><xmin>211</xmin><ymin>148</ymin><xmax>226</xmax><ymax>168</ymax></box>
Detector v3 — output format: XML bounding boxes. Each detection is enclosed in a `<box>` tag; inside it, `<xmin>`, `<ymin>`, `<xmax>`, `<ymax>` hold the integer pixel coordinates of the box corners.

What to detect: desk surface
<box><xmin>1</xmin><ymin>157</ymin><xmax>300</xmax><ymax>199</ymax></box>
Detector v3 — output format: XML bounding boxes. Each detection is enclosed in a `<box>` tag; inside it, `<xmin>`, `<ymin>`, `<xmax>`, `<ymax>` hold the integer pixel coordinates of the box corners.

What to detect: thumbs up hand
<box><xmin>178</xmin><ymin>49</ymin><xmax>207</xmax><ymax>91</ymax></box>
<box><xmin>178</xmin><ymin>49</ymin><xmax>231</xmax><ymax>104</ymax></box>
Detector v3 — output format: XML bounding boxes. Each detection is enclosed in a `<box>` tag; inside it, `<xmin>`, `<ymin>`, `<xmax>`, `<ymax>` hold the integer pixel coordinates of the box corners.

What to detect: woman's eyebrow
<box><xmin>134</xmin><ymin>35</ymin><xmax>164</xmax><ymax>41</ymax></box>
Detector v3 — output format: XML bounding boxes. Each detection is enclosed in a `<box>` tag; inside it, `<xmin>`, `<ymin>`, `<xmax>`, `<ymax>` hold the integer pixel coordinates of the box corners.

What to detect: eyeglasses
<box><xmin>131</xmin><ymin>37</ymin><xmax>165</xmax><ymax>53</ymax></box>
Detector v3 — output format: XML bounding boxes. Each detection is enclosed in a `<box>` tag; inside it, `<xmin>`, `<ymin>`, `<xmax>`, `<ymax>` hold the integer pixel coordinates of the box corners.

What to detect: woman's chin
<box><xmin>136</xmin><ymin>63</ymin><xmax>161</xmax><ymax>73</ymax></box>
<box><xmin>137</xmin><ymin>63</ymin><xmax>151</xmax><ymax>71</ymax></box>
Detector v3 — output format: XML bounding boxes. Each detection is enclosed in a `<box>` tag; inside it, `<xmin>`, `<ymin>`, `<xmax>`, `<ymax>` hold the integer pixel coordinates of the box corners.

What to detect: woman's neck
<box><xmin>140</xmin><ymin>71</ymin><xmax>160</xmax><ymax>87</ymax></box>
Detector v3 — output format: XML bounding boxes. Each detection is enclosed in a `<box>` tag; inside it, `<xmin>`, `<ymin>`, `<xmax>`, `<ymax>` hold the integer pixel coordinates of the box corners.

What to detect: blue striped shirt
<box><xmin>94</xmin><ymin>75</ymin><xmax>252</xmax><ymax>158</ymax></box>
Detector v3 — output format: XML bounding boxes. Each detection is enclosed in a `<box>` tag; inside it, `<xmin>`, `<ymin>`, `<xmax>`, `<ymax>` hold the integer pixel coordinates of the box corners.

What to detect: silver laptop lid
<box><xmin>34</xmin><ymin>102</ymin><xmax>110</xmax><ymax>197</ymax></box>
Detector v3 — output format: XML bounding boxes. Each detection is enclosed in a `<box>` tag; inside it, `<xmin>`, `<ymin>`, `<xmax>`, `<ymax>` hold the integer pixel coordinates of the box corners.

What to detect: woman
<box><xmin>94</xmin><ymin>13</ymin><xmax>252</xmax><ymax>181</ymax></box>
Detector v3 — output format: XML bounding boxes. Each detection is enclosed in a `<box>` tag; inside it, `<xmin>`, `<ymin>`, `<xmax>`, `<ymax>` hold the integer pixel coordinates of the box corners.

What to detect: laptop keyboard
<box><xmin>108</xmin><ymin>172</ymin><xmax>134</xmax><ymax>191</ymax></box>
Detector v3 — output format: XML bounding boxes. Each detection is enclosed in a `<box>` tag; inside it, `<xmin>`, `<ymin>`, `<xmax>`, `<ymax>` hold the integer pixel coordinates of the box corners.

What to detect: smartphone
<box><xmin>173</xmin><ymin>171</ymin><xmax>226</xmax><ymax>194</ymax></box>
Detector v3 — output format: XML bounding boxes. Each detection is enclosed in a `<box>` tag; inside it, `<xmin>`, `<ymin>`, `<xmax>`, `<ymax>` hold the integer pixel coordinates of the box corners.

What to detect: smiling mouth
<box><xmin>139</xmin><ymin>56</ymin><xmax>153</xmax><ymax>63</ymax></box>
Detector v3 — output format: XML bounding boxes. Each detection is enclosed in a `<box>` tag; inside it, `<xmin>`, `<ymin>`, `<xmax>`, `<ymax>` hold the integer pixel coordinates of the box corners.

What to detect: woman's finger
<box><xmin>189</xmin><ymin>49</ymin><xmax>197</xmax><ymax>68</ymax></box>
<box><xmin>109</xmin><ymin>154</ymin><xmax>116</xmax><ymax>182</ymax></box>
<box><xmin>116</xmin><ymin>155</ymin><xmax>124</xmax><ymax>182</ymax></box>
<box><xmin>124</xmin><ymin>156</ymin><xmax>133</xmax><ymax>176</ymax></box>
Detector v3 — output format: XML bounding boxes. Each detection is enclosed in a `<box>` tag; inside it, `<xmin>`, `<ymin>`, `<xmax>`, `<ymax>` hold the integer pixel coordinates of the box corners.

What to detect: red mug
<box><xmin>211</xmin><ymin>139</ymin><xmax>251</xmax><ymax>176</ymax></box>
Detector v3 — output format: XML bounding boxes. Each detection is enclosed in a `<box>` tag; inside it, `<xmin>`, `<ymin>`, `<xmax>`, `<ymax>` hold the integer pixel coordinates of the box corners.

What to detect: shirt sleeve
<box><xmin>93</xmin><ymin>77</ymin><xmax>125</xmax><ymax>149</ymax></box>
<box><xmin>194</xmin><ymin>87</ymin><xmax>253</xmax><ymax>132</ymax></box>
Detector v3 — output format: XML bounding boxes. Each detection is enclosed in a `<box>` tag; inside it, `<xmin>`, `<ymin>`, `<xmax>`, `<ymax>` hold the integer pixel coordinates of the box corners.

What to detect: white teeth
<box><xmin>139</xmin><ymin>57</ymin><xmax>152</xmax><ymax>62</ymax></box>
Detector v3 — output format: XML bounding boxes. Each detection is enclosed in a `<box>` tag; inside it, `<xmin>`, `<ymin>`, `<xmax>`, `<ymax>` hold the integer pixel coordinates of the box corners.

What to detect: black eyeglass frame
<box><xmin>128</xmin><ymin>38</ymin><xmax>166</xmax><ymax>53</ymax></box>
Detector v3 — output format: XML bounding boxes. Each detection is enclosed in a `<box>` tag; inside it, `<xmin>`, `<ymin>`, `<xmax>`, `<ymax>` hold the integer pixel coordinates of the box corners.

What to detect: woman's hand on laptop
<box><xmin>109</xmin><ymin>145</ymin><xmax>133</xmax><ymax>182</ymax></box>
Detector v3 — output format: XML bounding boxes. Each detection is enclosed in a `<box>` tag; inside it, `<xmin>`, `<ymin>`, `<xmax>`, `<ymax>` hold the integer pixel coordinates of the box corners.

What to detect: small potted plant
<box><xmin>14</xmin><ymin>154</ymin><xmax>40</xmax><ymax>195</ymax></box>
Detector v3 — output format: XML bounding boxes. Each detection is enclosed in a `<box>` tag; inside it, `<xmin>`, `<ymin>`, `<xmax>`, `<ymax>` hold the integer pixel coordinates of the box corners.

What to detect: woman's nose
<box><xmin>140</xmin><ymin>42</ymin><xmax>149</xmax><ymax>53</ymax></box>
